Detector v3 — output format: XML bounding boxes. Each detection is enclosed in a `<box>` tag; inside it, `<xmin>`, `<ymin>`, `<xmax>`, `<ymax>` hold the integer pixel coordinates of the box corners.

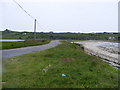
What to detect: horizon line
<box><xmin>1</xmin><ymin>29</ymin><xmax>119</xmax><ymax>33</ymax></box>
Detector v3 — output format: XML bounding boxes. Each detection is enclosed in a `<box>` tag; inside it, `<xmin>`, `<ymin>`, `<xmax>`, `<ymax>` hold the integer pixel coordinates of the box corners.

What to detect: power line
<box><xmin>13</xmin><ymin>0</ymin><xmax>38</xmax><ymax>39</ymax></box>
<box><xmin>12</xmin><ymin>0</ymin><xmax>51</xmax><ymax>33</ymax></box>
<box><xmin>36</xmin><ymin>21</ymin><xmax>45</xmax><ymax>31</ymax></box>
<box><xmin>13</xmin><ymin>0</ymin><xmax>35</xmax><ymax>20</ymax></box>
<box><xmin>36</xmin><ymin>20</ymin><xmax>55</xmax><ymax>32</ymax></box>
<box><xmin>13</xmin><ymin>0</ymin><xmax>43</xmax><ymax>32</ymax></box>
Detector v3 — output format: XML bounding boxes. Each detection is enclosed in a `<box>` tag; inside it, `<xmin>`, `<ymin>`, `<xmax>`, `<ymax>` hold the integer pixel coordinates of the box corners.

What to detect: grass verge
<box><xmin>1</xmin><ymin>39</ymin><xmax>50</xmax><ymax>50</ymax></box>
<box><xmin>3</xmin><ymin>41</ymin><xmax>119</xmax><ymax>88</ymax></box>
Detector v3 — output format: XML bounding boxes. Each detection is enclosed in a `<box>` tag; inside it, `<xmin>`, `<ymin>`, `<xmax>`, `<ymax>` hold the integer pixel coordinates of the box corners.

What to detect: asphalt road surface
<box><xmin>2</xmin><ymin>40</ymin><xmax>61</xmax><ymax>58</ymax></box>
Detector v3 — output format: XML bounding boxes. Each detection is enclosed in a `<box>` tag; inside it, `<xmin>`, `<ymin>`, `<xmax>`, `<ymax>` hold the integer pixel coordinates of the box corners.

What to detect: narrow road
<box><xmin>2</xmin><ymin>40</ymin><xmax>61</xmax><ymax>58</ymax></box>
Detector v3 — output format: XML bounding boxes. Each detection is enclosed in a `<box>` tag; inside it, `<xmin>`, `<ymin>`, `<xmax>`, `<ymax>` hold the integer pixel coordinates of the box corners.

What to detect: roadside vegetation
<box><xmin>3</xmin><ymin>41</ymin><xmax>119</xmax><ymax>88</ymax></box>
<box><xmin>1</xmin><ymin>39</ymin><xmax>50</xmax><ymax>50</ymax></box>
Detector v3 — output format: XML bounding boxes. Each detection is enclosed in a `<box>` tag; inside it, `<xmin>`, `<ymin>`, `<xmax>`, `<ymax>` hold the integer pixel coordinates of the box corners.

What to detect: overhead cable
<box><xmin>13</xmin><ymin>0</ymin><xmax>35</xmax><ymax>20</ymax></box>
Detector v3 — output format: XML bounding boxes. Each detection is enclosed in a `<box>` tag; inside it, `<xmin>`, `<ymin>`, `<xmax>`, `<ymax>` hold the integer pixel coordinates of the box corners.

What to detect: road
<box><xmin>2</xmin><ymin>40</ymin><xmax>61</xmax><ymax>58</ymax></box>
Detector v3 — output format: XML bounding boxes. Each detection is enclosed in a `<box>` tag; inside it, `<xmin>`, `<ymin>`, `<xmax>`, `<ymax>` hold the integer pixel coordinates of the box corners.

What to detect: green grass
<box><xmin>1</xmin><ymin>39</ymin><xmax>50</xmax><ymax>50</ymax></box>
<box><xmin>3</xmin><ymin>41</ymin><xmax>119</xmax><ymax>88</ymax></box>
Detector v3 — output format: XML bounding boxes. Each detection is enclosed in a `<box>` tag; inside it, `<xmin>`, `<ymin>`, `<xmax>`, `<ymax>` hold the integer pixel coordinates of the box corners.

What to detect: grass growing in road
<box><xmin>3</xmin><ymin>41</ymin><xmax>119</xmax><ymax>88</ymax></box>
<box><xmin>1</xmin><ymin>39</ymin><xmax>50</xmax><ymax>50</ymax></box>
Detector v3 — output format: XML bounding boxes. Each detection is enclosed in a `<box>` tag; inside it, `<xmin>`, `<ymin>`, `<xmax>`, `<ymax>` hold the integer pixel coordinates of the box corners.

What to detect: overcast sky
<box><xmin>0</xmin><ymin>0</ymin><xmax>119</xmax><ymax>33</ymax></box>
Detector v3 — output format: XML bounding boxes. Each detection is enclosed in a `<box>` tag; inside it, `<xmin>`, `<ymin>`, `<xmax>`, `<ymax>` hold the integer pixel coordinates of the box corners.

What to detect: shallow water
<box><xmin>97</xmin><ymin>42</ymin><xmax>119</xmax><ymax>49</ymax></box>
<box><xmin>0</xmin><ymin>39</ymin><xmax>25</xmax><ymax>42</ymax></box>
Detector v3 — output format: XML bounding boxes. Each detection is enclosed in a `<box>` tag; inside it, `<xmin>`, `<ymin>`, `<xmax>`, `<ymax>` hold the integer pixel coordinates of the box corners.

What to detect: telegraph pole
<box><xmin>13</xmin><ymin>0</ymin><xmax>42</xmax><ymax>40</ymax></box>
<box><xmin>34</xmin><ymin>19</ymin><xmax>36</xmax><ymax>40</ymax></box>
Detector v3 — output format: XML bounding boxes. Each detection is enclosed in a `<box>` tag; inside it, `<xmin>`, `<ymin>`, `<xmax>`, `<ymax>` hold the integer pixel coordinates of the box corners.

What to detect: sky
<box><xmin>0</xmin><ymin>0</ymin><xmax>119</xmax><ymax>33</ymax></box>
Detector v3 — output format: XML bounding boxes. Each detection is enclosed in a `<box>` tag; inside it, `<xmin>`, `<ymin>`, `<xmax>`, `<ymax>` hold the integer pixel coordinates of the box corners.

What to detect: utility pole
<box><xmin>34</xmin><ymin>19</ymin><xmax>36</xmax><ymax>40</ymax></box>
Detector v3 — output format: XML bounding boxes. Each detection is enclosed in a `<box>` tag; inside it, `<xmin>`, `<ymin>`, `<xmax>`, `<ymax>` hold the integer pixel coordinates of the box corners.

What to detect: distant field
<box><xmin>3</xmin><ymin>41</ymin><xmax>119</xmax><ymax>88</ymax></box>
<box><xmin>1</xmin><ymin>39</ymin><xmax>50</xmax><ymax>50</ymax></box>
<box><xmin>1</xmin><ymin>30</ymin><xmax>119</xmax><ymax>41</ymax></box>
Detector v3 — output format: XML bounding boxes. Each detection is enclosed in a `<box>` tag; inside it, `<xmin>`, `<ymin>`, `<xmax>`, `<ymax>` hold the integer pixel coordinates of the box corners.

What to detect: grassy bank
<box><xmin>1</xmin><ymin>39</ymin><xmax>50</xmax><ymax>50</ymax></box>
<box><xmin>3</xmin><ymin>41</ymin><xmax>119</xmax><ymax>88</ymax></box>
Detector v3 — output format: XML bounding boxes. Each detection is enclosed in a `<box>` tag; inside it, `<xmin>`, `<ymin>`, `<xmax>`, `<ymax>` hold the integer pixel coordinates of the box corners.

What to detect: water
<box><xmin>0</xmin><ymin>39</ymin><xmax>25</xmax><ymax>42</ymax></box>
<box><xmin>96</xmin><ymin>42</ymin><xmax>119</xmax><ymax>69</ymax></box>
<box><xmin>97</xmin><ymin>42</ymin><xmax>119</xmax><ymax>49</ymax></box>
